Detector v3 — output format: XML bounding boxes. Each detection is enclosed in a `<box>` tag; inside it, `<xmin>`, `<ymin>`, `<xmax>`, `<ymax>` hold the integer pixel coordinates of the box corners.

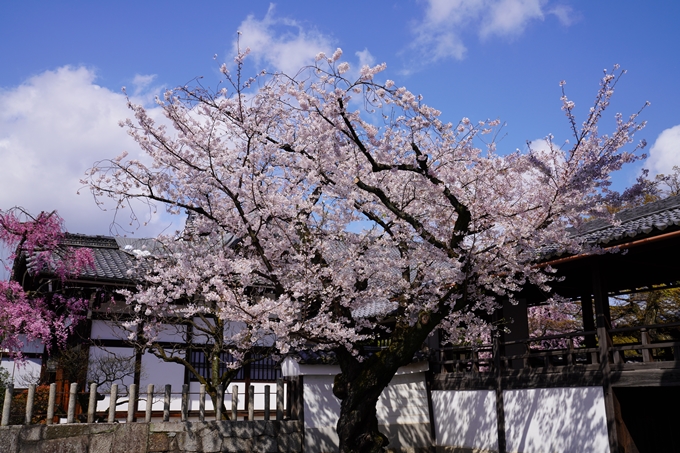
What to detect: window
<box><xmin>188</xmin><ymin>350</ymin><xmax>280</xmax><ymax>382</ymax></box>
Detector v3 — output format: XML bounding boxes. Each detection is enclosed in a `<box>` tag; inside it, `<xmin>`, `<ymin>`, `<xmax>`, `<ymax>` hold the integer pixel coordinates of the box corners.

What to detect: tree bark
<box><xmin>333</xmin><ymin>313</ymin><xmax>442</xmax><ymax>453</ymax></box>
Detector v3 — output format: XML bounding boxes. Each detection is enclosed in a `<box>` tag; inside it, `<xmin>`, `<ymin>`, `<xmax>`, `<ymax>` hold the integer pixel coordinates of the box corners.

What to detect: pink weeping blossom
<box><xmin>0</xmin><ymin>208</ymin><xmax>93</xmax><ymax>358</ymax></box>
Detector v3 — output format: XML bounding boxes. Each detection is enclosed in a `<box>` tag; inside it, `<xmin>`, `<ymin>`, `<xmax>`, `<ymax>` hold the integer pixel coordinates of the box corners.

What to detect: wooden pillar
<box><xmin>592</xmin><ymin>264</ymin><xmax>619</xmax><ymax>453</ymax></box>
<box><xmin>581</xmin><ymin>290</ymin><xmax>597</xmax><ymax>349</ymax></box>
<box><xmin>493</xmin><ymin>334</ymin><xmax>507</xmax><ymax>453</ymax></box>
<box><xmin>501</xmin><ymin>298</ymin><xmax>529</xmax><ymax>370</ymax></box>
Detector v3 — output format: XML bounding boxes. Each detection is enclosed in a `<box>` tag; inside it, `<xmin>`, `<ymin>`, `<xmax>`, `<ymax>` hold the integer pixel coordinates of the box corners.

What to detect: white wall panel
<box><xmin>432</xmin><ymin>390</ymin><xmax>499</xmax><ymax>452</ymax></box>
<box><xmin>139</xmin><ymin>352</ymin><xmax>185</xmax><ymax>411</ymax></box>
<box><xmin>503</xmin><ymin>387</ymin><xmax>609</xmax><ymax>453</ymax></box>
<box><xmin>0</xmin><ymin>358</ymin><xmax>42</xmax><ymax>387</ymax></box>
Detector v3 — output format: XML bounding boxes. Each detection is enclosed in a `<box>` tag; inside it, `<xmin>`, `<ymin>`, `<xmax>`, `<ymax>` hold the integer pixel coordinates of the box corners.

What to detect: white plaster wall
<box><xmin>90</xmin><ymin>320</ymin><xmax>131</xmax><ymax>340</ymax></box>
<box><xmin>138</xmin><ymin>351</ymin><xmax>185</xmax><ymax>411</ymax></box>
<box><xmin>0</xmin><ymin>358</ymin><xmax>42</xmax><ymax>387</ymax></box>
<box><xmin>303</xmin><ymin>372</ymin><xmax>432</xmax><ymax>429</ymax></box>
<box><xmin>431</xmin><ymin>390</ymin><xmax>499</xmax><ymax>452</ymax></box>
<box><xmin>187</xmin><ymin>382</ymin><xmax>280</xmax><ymax>413</ymax></box>
<box><xmin>303</xmin><ymin>374</ymin><xmax>340</xmax><ymax>430</ymax></box>
<box><xmin>503</xmin><ymin>387</ymin><xmax>610</xmax><ymax>453</ymax></box>
<box><xmin>89</xmin><ymin>346</ymin><xmax>137</xmax><ymax>413</ymax></box>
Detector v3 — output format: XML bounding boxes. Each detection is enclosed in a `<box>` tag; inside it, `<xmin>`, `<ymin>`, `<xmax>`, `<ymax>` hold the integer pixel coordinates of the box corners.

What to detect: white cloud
<box><xmin>0</xmin><ymin>66</ymin><xmax>175</xmax><ymax>236</ymax></box>
<box><xmin>479</xmin><ymin>0</ymin><xmax>545</xmax><ymax>39</ymax></box>
<box><xmin>409</xmin><ymin>0</ymin><xmax>574</xmax><ymax>64</ymax></box>
<box><xmin>234</xmin><ymin>4</ymin><xmax>335</xmax><ymax>75</ymax></box>
<box><xmin>355</xmin><ymin>48</ymin><xmax>376</xmax><ymax>69</ymax></box>
<box><xmin>643</xmin><ymin>124</ymin><xmax>680</xmax><ymax>176</ymax></box>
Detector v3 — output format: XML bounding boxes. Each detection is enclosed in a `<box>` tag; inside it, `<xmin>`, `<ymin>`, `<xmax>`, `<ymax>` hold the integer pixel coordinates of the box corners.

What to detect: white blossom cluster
<box><xmin>86</xmin><ymin>51</ymin><xmax>646</xmax><ymax>359</ymax></box>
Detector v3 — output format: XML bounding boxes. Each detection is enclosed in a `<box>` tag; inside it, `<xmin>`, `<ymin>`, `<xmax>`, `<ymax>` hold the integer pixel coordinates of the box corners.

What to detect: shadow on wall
<box><xmin>303</xmin><ymin>373</ymin><xmax>433</xmax><ymax>453</ymax></box>
<box><xmin>431</xmin><ymin>390</ymin><xmax>498</xmax><ymax>452</ymax></box>
<box><xmin>503</xmin><ymin>387</ymin><xmax>609</xmax><ymax>453</ymax></box>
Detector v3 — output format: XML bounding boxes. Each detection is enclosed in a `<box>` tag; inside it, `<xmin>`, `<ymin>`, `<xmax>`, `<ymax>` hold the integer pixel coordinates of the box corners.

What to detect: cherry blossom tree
<box><xmin>87</xmin><ymin>50</ymin><xmax>646</xmax><ymax>452</ymax></box>
<box><xmin>0</xmin><ymin>208</ymin><xmax>92</xmax><ymax>359</ymax></box>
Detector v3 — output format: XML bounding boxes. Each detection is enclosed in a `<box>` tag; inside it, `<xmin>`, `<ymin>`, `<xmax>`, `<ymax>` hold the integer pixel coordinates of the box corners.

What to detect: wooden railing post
<box><xmin>88</xmin><ymin>383</ymin><xmax>97</xmax><ymax>423</ymax></box>
<box><xmin>146</xmin><ymin>384</ymin><xmax>154</xmax><ymax>423</ymax></box>
<box><xmin>264</xmin><ymin>385</ymin><xmax>271</xmax><ymax>421</ymax></box>
<box><xmin>567</xmin><ymin>339</ymin><xmax>574</xmax><ymax>366</ymax></box>
<box><xmin>46</xmin><ymin>383</ymin><xmax>56</xmax><ymax>425</ymax></box>
<box><xmin>128</xmin><ymin>384</ymin><xmax>137</xmax><ymax>423</ymax></box>
<box><xmin>215</xmin><ymin>384</ymin><xmax>223</xmax><ymax>421</ymax></box>
<box><xmin>180</xmin><ymin>384</ymin><xmax>189</xmax><ymax>422</ymax></box>
<box><xmin>25</xmin><ymin>384</ymin><xmax>36</xmax><ymax>425</ymax></box>
<box><xmin>163</xmin><ymin>385</ymin><xmax>171</xmax><ymax>422</ymax></box>
<box><xmin>1</xmin><ymin>384</ymin><xmax>13</xmax><ymax>426</ymax></box>
<box><xmin>67</xmin><ymin>383</ymin><xmax>78</xmax><ymax>423</ymax></box>
<box><xmin>248</xmin><ymin>385</ymin><xmax>254</xmax><ymax>421</ymax></box>
<box><xmin>231</xmin><ymin>385</ymin><xmax>238</xmax><ymax>421</ymax></box>
<box><xmin>276</xmin><ymin>379</ymin><xmax>284</xmax><ymax>421</ymax></box>
<box><xmin>108</xmin><ymin>384</ymin><xmax>118</xmax><ymax>423</ymax></box>
<box><xmin>199</xmin><ymin>384</ymin><xmax>206</xmax><ymax>422</ymax></box>
<box><xmin>641</xmin><ymin>328</ymin><xmax>653</xmax><ymax>362</ymax></box>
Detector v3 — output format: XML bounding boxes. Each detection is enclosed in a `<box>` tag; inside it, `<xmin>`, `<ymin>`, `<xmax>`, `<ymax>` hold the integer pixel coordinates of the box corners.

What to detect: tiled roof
<box><xmin>27</xmin><ymin>234</ymin><xmax>155</xmax><ymax>282</ymax></box>
<box><xmin>573</xmin><ymin>195</ymin><xmax>680</xmax><ymax>245</ymax></box>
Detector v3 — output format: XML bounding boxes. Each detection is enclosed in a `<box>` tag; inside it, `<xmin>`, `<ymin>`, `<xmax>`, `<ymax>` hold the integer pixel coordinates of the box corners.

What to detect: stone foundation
<box><xmin>0</xmin><ymin>420</ymin><xmax>303</xmax><ymax>453</ymax></box>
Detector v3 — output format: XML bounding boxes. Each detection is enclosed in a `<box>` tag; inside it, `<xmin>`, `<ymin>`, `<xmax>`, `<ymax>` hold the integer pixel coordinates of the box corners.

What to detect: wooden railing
<box><xmin>1</xmin><ymin>380</ymin><xmax>290</xmax><ymax>426</ymax></box>
<box><xmin>435</xmin><ymin>322</ymin><xmax>680</xmax><ymax>375</ymax></box>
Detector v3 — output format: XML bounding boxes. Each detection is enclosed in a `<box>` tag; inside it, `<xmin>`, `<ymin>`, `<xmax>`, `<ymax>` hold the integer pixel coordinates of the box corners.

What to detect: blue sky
<box><xmin>1</xmin><ymin>1</ymin><xmax>679</xmax><ymax>237</ymax></box>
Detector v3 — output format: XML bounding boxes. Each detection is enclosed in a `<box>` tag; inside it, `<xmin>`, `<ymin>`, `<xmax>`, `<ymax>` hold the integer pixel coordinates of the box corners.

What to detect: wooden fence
<box><xmin>1</xmin><ymin>379</ymin><xmax>288</xmax><ymax>426</ymax></box>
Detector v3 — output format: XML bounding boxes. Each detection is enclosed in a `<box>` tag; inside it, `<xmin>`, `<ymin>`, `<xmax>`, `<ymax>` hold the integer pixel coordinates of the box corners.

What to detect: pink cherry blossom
<box><xmin>0</xmin><ymin>208</ymin><xmax>92</xmax><ymax>359</ymax></box>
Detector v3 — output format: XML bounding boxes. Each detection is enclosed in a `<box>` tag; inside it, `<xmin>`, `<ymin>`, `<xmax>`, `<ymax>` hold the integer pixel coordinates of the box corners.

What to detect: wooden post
<box><xmin>108</xmin><ymin>384</ymin><xmax>118</xmax><ymax>423</ymax></box>
<box><xmin>232</xmin><ymin>385</ymin><xmax>238</xmax><ymax>421</ymax></box>
<box><xmin>88</xmin><ymin>383</ymin><xmax>97</xmax><ymax>423</ymax></box>
<box><xmin>1</xmin><ymin>384</ymin><xmax>13</xmax><ymax>426</ymax></box>
<box><xmin>181</xmin><ymin>384</ymin><xmax>188</xmax><ymax>422</ymax></box>
<box><xmin>67</xmin><ymin>383</ymin><xmax>78</xmax><ymax>423</ymax></box>
<box><xmin>46</xmin><ymin>383</ymin><xmax>56</xmax><ymax>425</ymax></box>
<box><xmin>581</xmin><ymin>291</ymin><xmax>597</xmax><ymax>350</ymax></box>
<box><xmin>146</xmin><ymin>384</ymin><xmax>154</xmax><ymax>423</ymax></box>
<box><xmin>25</xmin><ymin>384</ymin><xmax>36</xmax><ymax>425</ymax></box>
<box><xmin>215</xmin><ymin>384</ymin><xmax>223</xmax><ymax>421</ymax></box>
<box><xmin>248</xmin><ymin>385</ymin><xmax>254</xmax><ymax>421</ymax></box>
<box><xmin>276</xmin><ymin>378</ymin><xmax>284</xmax><ymax>421</ymax></box>
<box><xmin>199</xmin><ymin>384</ymin><xmax>206</xmax><ymax>422</ymax></box>
<box><xmin>264</xmin><ymin>385</ymin><xmax>271</xmax><ymax>421</ymax></box>
<box><xmin>128</xmin><ymin>384</ymin><xmax>137</xmax><ymax>423</ymax></box>
<box><xmin>492</xmin><ymin>334</ymin><xmax>507</xmax><ymax>453</ymax></box>
<box><xmin>592</xmin><ymin>264</ymin><xmax>619</xmax><ymax>453</ymax></box>
<box><xmin>641</xmin><ymin>328</ymin><xmax>653</xmax><ymax>362</ymax></box>
<box><xmin>163</xmin><ymin>385</ymin><xmax>171</xmax><ymax>422</ymax></box>
<box><xmin>566</xmin><ymin>339</ymin><xmax>574</xmax><ymax>366</ymax></box>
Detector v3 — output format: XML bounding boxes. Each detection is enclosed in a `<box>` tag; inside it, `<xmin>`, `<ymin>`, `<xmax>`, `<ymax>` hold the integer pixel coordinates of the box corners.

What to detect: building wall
<box><xmin>301</xmin><ymin>366</ymin><xmax>432</xmax><ymax>453</ymax></box>
<box><xmin>503</xmin><ymin>387</ymin><xmax>609</xmax><ymax>453</ymax></box>
<box><xmin>432</xmin><ymin>387</ymin><xmax>610</xmax><ymax>453</ymax></box>
<box><xmin>90</xmin><ymin>320</ymin><xmax>282</xmax><ymax>417</ymax></box>
<box><xmin>431</xmin><ymin>389</ymin><xmax>498</xmax><ymax>452</ymax></box>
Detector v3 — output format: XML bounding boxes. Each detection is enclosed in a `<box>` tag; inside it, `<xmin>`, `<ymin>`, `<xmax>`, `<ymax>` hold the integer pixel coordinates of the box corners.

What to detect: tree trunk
<box><xmin>333</xmin><ymin>313</ymin><xmax>441</xmax><ymax>453</ymax></box>
<box><xmin>334</xmin><ymin>353</ymin><xmax>396</xmax><ymax>453</ymax></box>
